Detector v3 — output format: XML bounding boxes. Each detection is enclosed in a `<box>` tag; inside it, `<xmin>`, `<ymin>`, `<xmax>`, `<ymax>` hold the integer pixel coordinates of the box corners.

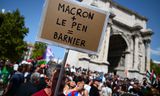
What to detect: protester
<box><xmin>64</xmin><ymin>80</ymin><xmax>76</xmax><ymax>95</ymax></box>
<box><xmin>32</xmin><ymin>64</ymin><xmax>65</xmax><ymax>96</ymax></box>
<box><xmin>1</xmin><ymin>65</ymin><xmax>9</xmax><ymax>85</ymax></box>
<box><xmin>13</xmin><ymin>62</ymin><xmax>19</xmax><ymax>72</ymax></box>
<box><xmin>1</xmin><ymin>59</ymin><xmax>160</xmax><ymax>96</ymax></box>
<box><xmin>84</xmin><ymin>79</ymin><xmax>92</xmax><ymax>94</ymax></box>
<box><xmin>89</xmin><ymin>78</ymin><xmax>101</xmax><ymax>96</ymax></box>
<box><xmin>3</xmin><ymin>66</ymin><xmax>24</xmax><ymax>96</ymax></box>
<box><xmin>16</xmin><ymin>72</ymin><xmax>40</xmax><ymax>96</ymax></box>
<box><xmin>101</xmin><ymin>81</ymin><xmax>112</xmax><ymax>96</ymax></box>
<box><xmin>66</xmin><ymin>76</ymin><xmax>87</xmax><ymax>96</ymax></box>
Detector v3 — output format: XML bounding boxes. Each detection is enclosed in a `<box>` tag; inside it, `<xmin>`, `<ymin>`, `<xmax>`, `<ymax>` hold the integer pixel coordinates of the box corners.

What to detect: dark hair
<box><xmin>51</xmin><ymin>67</ymin><xmax>61</xmax><ymax>96</ymax></box>
<box><xmin>75</xmin><ymin>76</ymin><xmax>83</xmax><ymax>84</ymax></box>
<box><xmin>46</xmin><ymin>64</ymin><xmax>65</xmax><ymax>96</ymax></box>
<box><xmin>45</xmin><ymin>64</ymin><xmax>61</xmax><ymax>79</ymax></box>
<box><xmin>18</xmin><ymin>65</ymin><xmax>23</xmax><ymax>72</ymax></box>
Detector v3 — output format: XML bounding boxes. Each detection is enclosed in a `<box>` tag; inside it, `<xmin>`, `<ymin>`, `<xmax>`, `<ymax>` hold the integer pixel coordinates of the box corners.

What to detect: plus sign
<box><xmin>71</xmin><ymin>16</ymin><xmax>76</xmax><ymax>21</ymax></box>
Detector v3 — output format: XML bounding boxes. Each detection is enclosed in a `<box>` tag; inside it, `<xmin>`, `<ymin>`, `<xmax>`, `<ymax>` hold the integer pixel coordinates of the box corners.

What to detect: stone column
<box><xmin>124</xmin><ymin>52</ymin><xmax>130</xmax><ymax>77</ymax></box>
<box><xmin>102</xmin><ymin>24</ymin><xmax>111</xmax><ymax>62</ymax></box>
<box><xmin>141</xmin><ymin>43</ymin><xmax>146</xmax><ymax>73</ymax></box>
<box><xmin>130</xmin><ymin>37</ymin><xmax>134</xmax><ymax>69</ymax></box>
<box><xmin>133</xmin><ymin>35</ymin><xmax>139</xmax><ymax>70</ymax></box>
<box><xmin>97</xmin><ymin>23</ymin><xmax>111</xmax><ymax>63</ymax></box>
<box><xmin>145</xmin><ymin>41</ymin><xmax>151</xmax><ymax>71</ymax></box>
<box><xmin>125</xmin><ymin>52</ymin><xmax>131</xmax><ymax>67</ymax></box>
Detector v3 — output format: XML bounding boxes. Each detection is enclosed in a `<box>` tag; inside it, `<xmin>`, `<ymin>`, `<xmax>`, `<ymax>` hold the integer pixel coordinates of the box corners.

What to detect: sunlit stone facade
<box><xmin>66</xmin><ymin>0</ymin><xmax>152</xmax><ymax>80</ymax></box>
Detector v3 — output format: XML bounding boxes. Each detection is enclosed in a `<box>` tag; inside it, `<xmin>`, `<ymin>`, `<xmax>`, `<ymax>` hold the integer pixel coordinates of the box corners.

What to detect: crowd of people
<box><xmin>0</xmin><ymin>60</ymin><xmax>160</xmax><ymax>96</ymax></box>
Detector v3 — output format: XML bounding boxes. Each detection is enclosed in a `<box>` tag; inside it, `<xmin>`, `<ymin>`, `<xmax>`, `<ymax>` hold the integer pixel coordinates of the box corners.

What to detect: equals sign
<box><xmin>67</xmin><ymin>30</ymin><xmax>73</xmax><ymax>34</ymax></box>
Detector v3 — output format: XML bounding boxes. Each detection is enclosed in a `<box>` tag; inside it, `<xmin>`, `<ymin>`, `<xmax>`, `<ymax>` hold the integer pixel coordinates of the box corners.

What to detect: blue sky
<box><xmin>0</xmin><ymin>0</ymin><xmax>160</xmax><ymax>62</ymax></box>
<box><xmin>115</xmin><ymin>0</ymin><xmax>160</xmax><ymax>63</ymax></box>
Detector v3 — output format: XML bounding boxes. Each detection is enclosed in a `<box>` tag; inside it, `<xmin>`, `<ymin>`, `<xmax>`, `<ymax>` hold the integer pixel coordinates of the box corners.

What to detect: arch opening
<box><xmin>108</xmin><ymin>35</ymin><xmax>128</xmax><ymax>73</ymax></box>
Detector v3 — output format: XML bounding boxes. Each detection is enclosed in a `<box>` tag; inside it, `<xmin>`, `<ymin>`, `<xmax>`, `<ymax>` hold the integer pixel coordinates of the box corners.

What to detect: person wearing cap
<box><xmin>89</xmin><ymin>78</ymin><xmax>101</xmax><ymax>96</ymax></box>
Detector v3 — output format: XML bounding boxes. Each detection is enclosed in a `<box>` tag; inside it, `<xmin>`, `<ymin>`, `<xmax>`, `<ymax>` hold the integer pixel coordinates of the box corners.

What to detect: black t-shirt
<box><xmin>89</xmin><ymin>85</ymin><xmax>100</xmax><ymax>96</ymax></box>
<box><xmin>16</xmin><ymin>81</ymin><xmax>38</xmax><ymax>96</ymax></box>
<box><xmin>6</xmin><ymin>72</ymin><xmax>24</xmax><ymax>96</ymax></box>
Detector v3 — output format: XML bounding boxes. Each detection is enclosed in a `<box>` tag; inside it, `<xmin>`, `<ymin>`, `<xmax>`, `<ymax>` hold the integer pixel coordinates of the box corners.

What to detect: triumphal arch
<box><xmin>66</xmin><ymin>0</ymin><xmax>152</xmax><ymax>80</ymax></box>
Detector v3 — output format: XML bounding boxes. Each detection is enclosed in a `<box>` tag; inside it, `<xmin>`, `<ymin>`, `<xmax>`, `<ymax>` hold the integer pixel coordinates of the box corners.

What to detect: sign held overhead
<box><xmin>38</xmin><ymin>0</ymin><xmax>109</xmax><ymax>54</ymax></box>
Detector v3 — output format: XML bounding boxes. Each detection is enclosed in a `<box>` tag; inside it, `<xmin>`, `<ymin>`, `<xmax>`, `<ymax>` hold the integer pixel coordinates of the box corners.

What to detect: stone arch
<box><xmin>108</xmin><ymin>33</ymin><xmax>129</xmax><ymax>72</ymax></box>
<box><xmin>111</xmin><ymin>31</ymin><xmax>131</xmax><ymax>52</ymax></box>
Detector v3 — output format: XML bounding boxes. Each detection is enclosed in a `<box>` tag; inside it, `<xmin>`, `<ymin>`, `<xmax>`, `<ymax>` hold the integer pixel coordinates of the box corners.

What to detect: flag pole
<box><xmin>54</xmin><ymin>49</ymin><xmax>69</xmax><ymax>96</ymax></box>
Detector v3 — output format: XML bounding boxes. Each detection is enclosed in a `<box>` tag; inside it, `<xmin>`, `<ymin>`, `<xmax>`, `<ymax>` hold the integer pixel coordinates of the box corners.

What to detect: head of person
<box><xmin>45</xmin><ymin>64</ymin><xmax>61</xmax><ymax>88</ymax></box>
<box><xmin>17</xmin><ymin>65</ymin><xmax>23</xmax><ymax>72</ymax></box>
<box><xmin>30</xmin><ymin>72</ymin><xmax>40</xmax><ymax>85</ymax></box>
<box><xmin>45</xmin><ymin>64</ymin><xmax>66</xmax><ymax>96</ymax></box>
<box><xmin>65</xmin><ymin>76</ymin><xmax>71</xmax><ymax>84</ymax></box>
<box><xmin>69</xmin><ymin>81</ymin><xmax>76</xmax><ymax>89</ymax></box>
<box><xmin>93</xmin><ymin>78</ymin><xmax>101</xmax><ymax>87</ymax></box>
<box><xmin>76</xmin><ymin>76</ymin><xmax>85</xmax><ymax>91</ymax></box>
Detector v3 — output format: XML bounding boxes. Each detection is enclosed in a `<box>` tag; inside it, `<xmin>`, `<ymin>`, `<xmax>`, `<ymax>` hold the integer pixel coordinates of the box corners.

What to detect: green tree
<box><xmin>151</xmin><ymin>59</ymin><xmax>160</xmax><ymax>75</ymax></box>
<box><xmin>31</xmin><ymin>41</ymin><xmax>47</xmax><ymax>59</ymax></box>
<box><xmin>0</xmin><ymin>9</ymin><xmax>28</xmax><ymax>62</ymax></box>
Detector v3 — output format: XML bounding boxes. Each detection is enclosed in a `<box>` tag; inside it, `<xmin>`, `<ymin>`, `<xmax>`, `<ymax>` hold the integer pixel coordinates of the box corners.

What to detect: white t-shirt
<box><xmin>84</xmin><ymin>84</ymin><xmax>91</xmax><ymax>93</ymax></box>
<box><xmin>71</xmin><ymin>68</ymin><xmax>76</xmax><ymax>73</ymax></box>
<box><xmin>101</xmin><ymin>86</ymin><xmax>112</xmax><ymax>96</ymax></box>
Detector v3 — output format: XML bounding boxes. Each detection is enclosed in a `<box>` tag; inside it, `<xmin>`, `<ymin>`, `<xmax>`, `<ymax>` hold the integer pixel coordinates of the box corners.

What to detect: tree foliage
<box><xmin>31</xmin><ymin>42</ymin><xmax>47</xmax><ymax>59</ymax></box>
<box><xmin>151</xmin><ymin>59</ymin><xmax>160</xmax><ymax>75</ymax></box>
<box><xmin>0</xmin><ymin>9</ymin><xmax>28</xmax><ymax>62</ymax></box>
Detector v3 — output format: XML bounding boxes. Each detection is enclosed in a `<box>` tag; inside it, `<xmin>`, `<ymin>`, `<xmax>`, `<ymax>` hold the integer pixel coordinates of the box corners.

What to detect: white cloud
<box><xmin>2</xmin><ymin>9</ymin><xmax>5</xmax><ymax>13</ymax></box>
<box><xmin>153</xmin><ymin>60</ymin><xmax>160</xmax><ymax>64</ymax></box>
<box><xmin>151</xmin><ymin>48</ymin><xmax>160</xmax><ymax>56</ymax></box>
